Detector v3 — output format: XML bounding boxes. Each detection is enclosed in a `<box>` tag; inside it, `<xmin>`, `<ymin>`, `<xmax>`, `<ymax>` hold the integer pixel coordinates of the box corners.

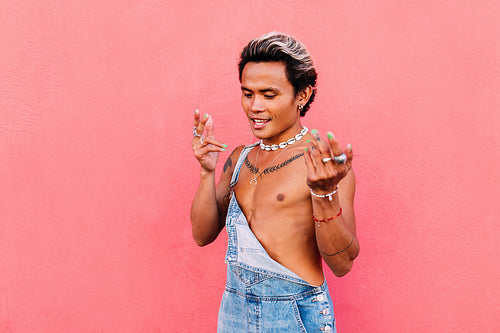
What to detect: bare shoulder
<box><xmin>216</xmin><ymin>145</ymin><xmax>246</xmax><ymax>215</ymax></box>
<box><xmin>216</xmin><ymin>145</ymin><xmax>246</xmax><ymax>194</ymax></box>
<box><xmin>221</xmin><ymin>145</ymin><xmax>246</xmax><ymax>179</ymax></box>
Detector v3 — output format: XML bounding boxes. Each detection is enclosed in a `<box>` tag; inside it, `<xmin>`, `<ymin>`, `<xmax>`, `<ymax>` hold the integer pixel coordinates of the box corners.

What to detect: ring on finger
<box><xmin>334</xmin><ymin>153</ymin><xmax>347</xmax><ymax>164</ymax></box>
<box><xmin>322</xmin><ymin>157</ymin><xmax>332</xmax><ymax>163</ymax></box>
<box><xmin>199</xmin><ymin>136</ymin><xmax>205</xmax><ymax>146</ymax></box>
<box><xmin>193</xmin><ymin>127</ymin><xmax>202</xmax><ymax>138</ymax></box>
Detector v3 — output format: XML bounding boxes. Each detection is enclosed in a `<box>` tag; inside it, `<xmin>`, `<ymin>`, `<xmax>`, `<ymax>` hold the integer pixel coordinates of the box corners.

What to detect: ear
<box><xmin>297</xmin><ymin>85</ymin><xmax>313</xmax><ymax>106</ymax></box>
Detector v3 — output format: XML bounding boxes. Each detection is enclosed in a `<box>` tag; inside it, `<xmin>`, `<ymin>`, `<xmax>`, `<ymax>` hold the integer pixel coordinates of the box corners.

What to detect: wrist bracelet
<box><xmin>310</xmin><ymin>185</ymin><xmax>339</xmax><ymax>201</ymax></box>
<box><xmin>313</xmin><ymin>207</ymin><xmax>342</xmax><ymax>228</ymax></box>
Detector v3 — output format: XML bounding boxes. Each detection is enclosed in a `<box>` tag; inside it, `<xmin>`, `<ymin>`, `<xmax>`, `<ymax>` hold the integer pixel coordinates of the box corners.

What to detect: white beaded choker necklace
<box><xmin>259</xmin><ymin>127</ymin><xmax>308</xmax><ymax>151</ymax></box>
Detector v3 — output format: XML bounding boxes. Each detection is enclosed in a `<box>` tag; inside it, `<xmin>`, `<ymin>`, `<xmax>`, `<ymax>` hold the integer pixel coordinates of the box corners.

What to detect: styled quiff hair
<box><xmin>238</xmin><ymin>32</ymin><xmax>317</xmax><ymax>116</ymax></box>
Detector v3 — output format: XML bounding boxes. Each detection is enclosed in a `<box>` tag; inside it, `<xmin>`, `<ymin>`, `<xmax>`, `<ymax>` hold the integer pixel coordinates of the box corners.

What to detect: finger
<box><xmin>309</xmin><ymin>139</ymin><xmax>338</xmax><ymax>180</ymax></box>
<box><xmin>200</xmin><ymin>136</ymin><xmax>227</xmax><ymax>150</ymax></box>
<box><xmin>326</xmin><ymin>132</ymin><xmax>343</xmax><ymax>157</ymax></box>
<box><xmin>193</xmin><ymin>136</ymin><xmax>225</xmax><ymax>156</ymax></box>
<box><xmin>193</xmin><ymin>109</ymin><xmax>200</xmax><ymax>127</ymax></box>
<box><xmin>205</xmin><ymin>114</ymin><xmax>214</xmax><ymax>137</ymax></box>
<box><xmin>193</xmin><ymin>110</ymin><xmax>208</xmax><ymax>139</ymax></box>
<box><xmin>192</xmin><ymin>118</ymin><xmax>207</xmax><ymax>145</ymax></box>
<box><xmin>305</xmin><ymin>140</ymin><xmax>322</xmax><ymax>170</ymax></box>
<box><xmin>310</xmin><ymin>129</ymin><xmax>331</xmax><ymax>158</ymax></box>
<box><xmin>309</xmin><ymin>129</ymin><xmax>322</xmax><ymax>145</ymax></box>
<box><xmin>309</xmin><ymin>130</ymin><xmax>339</xmax><ymax>176</ymax></box>
<box><xmin>201</xmin><ymin>114</ymin><xmax>228</xmax><ymax>149</ymax></box>
<box><xmin>196</xmin><ymin>143</ymin><xmax>226</xmax><ymax>159</ymax></box>
<box><xmin>196</xmin><ymin>112</ymin><xmax>209</xmax><ymax>136</ymax></box>
<box><xmin>192</xmin><ymin>110</ymin><xmax>203</xmax><ymax>141</ymax></box>
<box><xmin>303</xmin><ymin>146</ymin><xmax>318</xmax><ymax>175</ymax></box>
<box><xmin>345</xmin><ymin>143</ymin><xmax>353</xmax><ymax>169</ymax></box>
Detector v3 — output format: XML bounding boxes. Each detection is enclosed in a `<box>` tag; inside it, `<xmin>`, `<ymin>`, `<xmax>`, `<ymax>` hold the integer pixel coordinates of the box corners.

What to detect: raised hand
<box><xmin>191</xmin><ymin>110</ymin><xmax>227</xmax><ymax>172</ymax></box>
<box><xmin>304</xmin><ymin>129</ymin><xmax>353</xmax><ymax>195</ymax></box>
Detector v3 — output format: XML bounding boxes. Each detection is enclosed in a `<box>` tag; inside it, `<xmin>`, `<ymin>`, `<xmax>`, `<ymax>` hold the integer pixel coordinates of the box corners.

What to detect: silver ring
<box><xmin>199</xmin><ymin>136</ymin><xmax>205</xmax><ymax>145</ymax></box>
<box><xmin>334</xmin><ymin>153</ymin><xmax>347</xmax><ymax>164</ymax></box>
<box><xmin>322</xmin><ymin>157</ymin><xmax>332</xmax><ymax>163</ymax></box>
<box><xmin>193</xmin><ymin>127</ymin><xmax>202</xmax><ymax>138</ymax></box>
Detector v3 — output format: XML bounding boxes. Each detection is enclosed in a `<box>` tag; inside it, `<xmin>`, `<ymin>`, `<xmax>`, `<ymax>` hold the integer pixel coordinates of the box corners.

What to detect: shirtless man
<box><xmin>191</xmin><ymin>32</ymin><xmax>359</xmax><ymax>332</ymax></box>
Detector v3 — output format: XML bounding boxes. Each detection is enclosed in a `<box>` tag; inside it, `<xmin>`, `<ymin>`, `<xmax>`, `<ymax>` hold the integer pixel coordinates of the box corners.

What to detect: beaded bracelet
<box><xmin>310</xmin><ymin>185</ymin><xmax>339</xmax><ymax>202</ymax></box>
<box><xmin>313</xmin><ymin>207</ymin><xmax>342</xmax><ymax>228</ymax></box>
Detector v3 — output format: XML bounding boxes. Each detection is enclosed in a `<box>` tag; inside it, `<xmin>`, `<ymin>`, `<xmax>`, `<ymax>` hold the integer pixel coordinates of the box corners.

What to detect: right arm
<box><xmin>190</xmin><ymin>110</ymin><xmax>242</xmax><ymax>246</ymax></box>
<box><xmin>190</xmin><ymin>147</ymin><xmax>242</xmax><ymax>246</ymax></box>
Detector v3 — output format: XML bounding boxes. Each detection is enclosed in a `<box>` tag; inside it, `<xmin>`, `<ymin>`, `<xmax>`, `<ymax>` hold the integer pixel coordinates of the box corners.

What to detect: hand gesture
<box><xmin>191</xmin><ymin>110</ymin><xmax>227</xmax><ymax>172</ymax></box>
<box><xmin>304</xmin><ymin>129</ymin><xmax>353</xmax><ymax>194</ymax></box>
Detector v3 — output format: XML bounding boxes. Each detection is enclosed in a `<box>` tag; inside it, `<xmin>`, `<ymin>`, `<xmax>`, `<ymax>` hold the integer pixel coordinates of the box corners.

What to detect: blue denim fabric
<box><xmin>217</xmin><ymin>144</ymin><xmax>336</xmax><ymax>333</ymax></box>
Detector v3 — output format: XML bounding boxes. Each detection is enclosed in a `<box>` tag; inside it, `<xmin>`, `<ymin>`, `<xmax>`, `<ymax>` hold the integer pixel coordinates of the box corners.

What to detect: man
<box><xmin>191</xmin><ymin>32</ymin><xmax>359</xmax><ymax>332</ymax></box>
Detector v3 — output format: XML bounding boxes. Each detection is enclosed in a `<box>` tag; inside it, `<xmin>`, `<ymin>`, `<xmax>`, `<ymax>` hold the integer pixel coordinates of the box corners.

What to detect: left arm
<box><xmin>304</xmin><ymin>130</ymin><xmax>360</xmax><ymax>277</ymax></box>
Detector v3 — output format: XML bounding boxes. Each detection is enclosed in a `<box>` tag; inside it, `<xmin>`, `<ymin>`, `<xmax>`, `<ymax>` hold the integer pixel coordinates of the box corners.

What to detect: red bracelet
<box><xmin>313</xmin><ymin>207</ymin><xmax>342</xmax><ymax>228</ymax></box>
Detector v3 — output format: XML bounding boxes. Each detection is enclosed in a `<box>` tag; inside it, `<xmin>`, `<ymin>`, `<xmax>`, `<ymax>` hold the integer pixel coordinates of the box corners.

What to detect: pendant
<box><xmin>250</xmin><ymin>178</ymin><xmax>257</xmax><ymax>185</ymax></box>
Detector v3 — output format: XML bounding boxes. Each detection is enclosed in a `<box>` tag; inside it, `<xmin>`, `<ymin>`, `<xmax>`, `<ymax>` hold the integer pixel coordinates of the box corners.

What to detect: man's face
<box><xmin>240</xmin><ymin>61</ymin><xmax>301</xmax><ymax>143</ymax></box>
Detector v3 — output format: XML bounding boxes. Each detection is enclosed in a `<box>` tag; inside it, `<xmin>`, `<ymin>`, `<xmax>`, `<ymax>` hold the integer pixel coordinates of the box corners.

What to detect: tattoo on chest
<box><xmin>244</xmin><ymin>152</ymin><xmax>304</xmax><ymax>176</ymax></box>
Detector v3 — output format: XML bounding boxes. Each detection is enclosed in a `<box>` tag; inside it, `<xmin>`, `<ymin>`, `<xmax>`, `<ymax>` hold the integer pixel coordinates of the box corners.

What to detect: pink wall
<box><xmin>1</xmin><ymin>1</ymin><xmax>498</xmax><ymax>332</ymax></box>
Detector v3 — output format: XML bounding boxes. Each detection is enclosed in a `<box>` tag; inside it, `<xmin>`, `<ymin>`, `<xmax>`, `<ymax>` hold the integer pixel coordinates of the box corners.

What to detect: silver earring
<box><xmin>298</xmin><ymin>104</ymin><xmax>304</xmax><ymax>112</ymax></box>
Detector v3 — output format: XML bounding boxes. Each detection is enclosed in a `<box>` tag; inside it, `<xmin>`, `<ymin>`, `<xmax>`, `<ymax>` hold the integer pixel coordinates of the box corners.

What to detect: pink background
<box><xmin>1</xmin><ymin>1</ymin><xmax>499</xmax><ymax>332</ymax></box>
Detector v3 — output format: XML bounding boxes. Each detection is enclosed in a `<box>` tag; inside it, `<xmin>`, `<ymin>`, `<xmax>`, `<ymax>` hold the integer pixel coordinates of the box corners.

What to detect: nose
<box><xmin>250</xmin><ymin>96</ymin><xmax>265</xmax><ymax>112</ymax></box>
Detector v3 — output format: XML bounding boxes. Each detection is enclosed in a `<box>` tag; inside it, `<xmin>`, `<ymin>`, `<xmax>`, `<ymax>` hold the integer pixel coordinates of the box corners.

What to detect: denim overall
<box><xmin>217</xmin><ymin>144</ymin><xmax>336</xmax><ymax>333</ymax></box>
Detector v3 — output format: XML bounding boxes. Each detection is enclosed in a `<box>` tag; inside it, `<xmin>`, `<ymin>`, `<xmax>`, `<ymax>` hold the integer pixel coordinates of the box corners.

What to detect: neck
<box><xmin>259</xmin><ymin>125</ymin><xmax>308</xmax><ymax>151</ymax></box>
<box><xmin>261</xmin><ymin>124</ymin><xmax>304</xmax><ymax>146</ymax></box>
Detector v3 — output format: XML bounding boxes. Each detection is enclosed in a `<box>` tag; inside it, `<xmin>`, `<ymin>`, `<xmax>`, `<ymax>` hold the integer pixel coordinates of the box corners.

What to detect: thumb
<box><xmin>205</xmin><ymin>114</ymin><xmax>214</xmax><ymax>136</ymax></box>
<box><xmin>345</xmin><ymin>143</ymin><xmax>353</xmax><ymax>170</ymax></box>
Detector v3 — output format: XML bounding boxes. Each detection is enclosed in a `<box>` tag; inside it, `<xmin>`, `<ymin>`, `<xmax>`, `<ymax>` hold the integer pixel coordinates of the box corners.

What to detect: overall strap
<box><xmin>229</xmin><ymin>142</ymin><xmax>258</xmax><ymax>190</ymax></box>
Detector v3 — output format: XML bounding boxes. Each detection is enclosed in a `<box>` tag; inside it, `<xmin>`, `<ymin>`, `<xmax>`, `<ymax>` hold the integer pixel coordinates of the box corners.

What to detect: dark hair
<box><xmin>238</xmin><ymin>32</ymin><xmax>317</xmax><ymax>116</ymax></box>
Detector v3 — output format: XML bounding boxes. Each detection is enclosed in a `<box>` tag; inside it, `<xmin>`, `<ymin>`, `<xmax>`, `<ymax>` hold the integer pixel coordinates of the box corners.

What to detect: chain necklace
<box><xmin>259</xmin><ymin>127</ymin><xmax>308</xmax><ymax>151</ymax></box>
<box><xmin>250</xmin><ymin>145</ymin><xmax>290</xmax><ymax>185</ymax></box>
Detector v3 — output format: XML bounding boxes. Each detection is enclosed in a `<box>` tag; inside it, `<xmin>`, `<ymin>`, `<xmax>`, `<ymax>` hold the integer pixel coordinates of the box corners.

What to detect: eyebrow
<box><xmin>241</xmin><ymin>86</ymin><xmax>281</xmax><ymax>94</ymax></box>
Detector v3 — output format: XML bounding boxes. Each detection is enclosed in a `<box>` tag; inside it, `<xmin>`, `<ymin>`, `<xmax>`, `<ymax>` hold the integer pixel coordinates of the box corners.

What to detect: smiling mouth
<box><xmin>251</xmin><ymin>118</ymin><xmax>270</xmax><ymax>129</ymax></box>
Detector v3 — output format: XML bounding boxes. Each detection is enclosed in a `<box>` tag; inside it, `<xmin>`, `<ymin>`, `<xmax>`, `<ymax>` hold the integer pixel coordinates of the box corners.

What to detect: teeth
<box><xmin>254</xmin><ymin>119</ymin><xmax>268</xmax><ymax>124</ymax></box>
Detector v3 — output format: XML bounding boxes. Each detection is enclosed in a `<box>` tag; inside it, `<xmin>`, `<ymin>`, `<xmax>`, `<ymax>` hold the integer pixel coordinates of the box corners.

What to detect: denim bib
<box><xmin>218</xmin><ymin>144</ymin><xmax>336</xmax><ymax>333</ymax></box>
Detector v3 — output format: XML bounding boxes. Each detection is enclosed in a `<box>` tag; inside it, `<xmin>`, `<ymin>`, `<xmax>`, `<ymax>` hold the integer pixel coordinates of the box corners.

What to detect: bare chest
<box><xmin>233</xmin><ymin>149</ymin><xmax>311</xmax><ymax>228</ymax></box>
